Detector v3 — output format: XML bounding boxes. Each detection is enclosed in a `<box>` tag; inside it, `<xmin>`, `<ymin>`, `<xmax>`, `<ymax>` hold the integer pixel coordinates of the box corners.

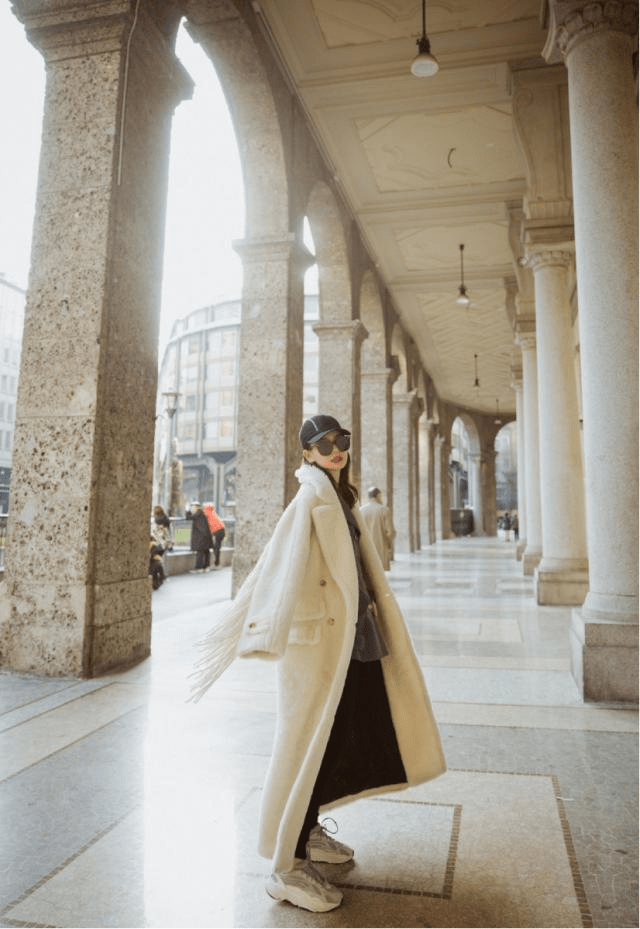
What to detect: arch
<box><xmin>390</xmin><ymin>324</ymin><xmax>409</xmax><ymax>396</ymax></box>
<box><xmin>184</xmin><ymin>4</ymin><xmax>289</xmax><ymax>238</ymax></box>
<box><xmin>305</xmin><ymin>180</ymin><xmax>351</xmax><ymax>325</ymax></box>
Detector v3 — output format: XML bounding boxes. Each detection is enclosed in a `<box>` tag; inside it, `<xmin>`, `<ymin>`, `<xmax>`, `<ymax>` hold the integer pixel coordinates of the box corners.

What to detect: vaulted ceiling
<box><xmin>251</xmin><ymin>0</ymin><xmax>550</xmax><ymax>415</ymax></box>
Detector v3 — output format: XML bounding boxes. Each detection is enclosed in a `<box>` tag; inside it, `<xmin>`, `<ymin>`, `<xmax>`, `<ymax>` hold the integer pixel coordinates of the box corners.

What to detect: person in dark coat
<box><xmin>186</xmin><ymin>501</ymin><xmax>213</xmax><ymax>572</ymax></box>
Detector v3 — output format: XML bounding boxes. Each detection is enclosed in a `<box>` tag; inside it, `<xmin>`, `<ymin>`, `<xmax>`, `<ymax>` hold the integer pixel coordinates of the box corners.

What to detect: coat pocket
<box><xmin>288</xmin><ymin>617</ymin><xmax>322</xmax><ymax>646</ymax></box>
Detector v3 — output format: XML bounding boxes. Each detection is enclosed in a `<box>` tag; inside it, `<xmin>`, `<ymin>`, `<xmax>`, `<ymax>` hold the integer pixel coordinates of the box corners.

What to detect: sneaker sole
<box><xmin>266</xmin><ymin>880</ymin><xmax>342</xmax><ymax>912</ymax></box>
<box><xmin>308</xmin><ymin>848</ymin><xmax>354</xmax><ymax>864</ymax></box>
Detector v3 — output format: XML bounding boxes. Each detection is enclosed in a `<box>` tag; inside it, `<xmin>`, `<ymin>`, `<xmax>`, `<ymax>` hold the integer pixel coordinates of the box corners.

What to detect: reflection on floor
<box><xmin>0</xmin><ymin>538</ymin><xmax>637</xmax><ymax>928</ymax></box>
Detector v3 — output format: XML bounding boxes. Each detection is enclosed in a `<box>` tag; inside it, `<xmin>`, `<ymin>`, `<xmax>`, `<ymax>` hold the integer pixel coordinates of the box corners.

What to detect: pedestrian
<box><xmin>359</xmin><ymin>486</ymin><xmax>395</xmax><ymax>570</ymax></box>
<box><xmin>203</xmin><ymin>502</ymin><xmax>226</xmax><ymax>567</ymax></box>
<box><xmin>152</xmin><ymin>505</ymin><xmax>173</xmax><ymax>553</ymax></box>
<box><xmin>186</xmin><ymin>501</ymin><xmax>213</xmax><ymax>572</ymax></box>
<box><xmin>191</xmin><ymin>414</ymin><xmax>445</xmax><ymax>913</ymax></box>
<box><xmin>149</xmin><ymin>537</ymin><xmax>166</xmax><ymax>590</ymax></box>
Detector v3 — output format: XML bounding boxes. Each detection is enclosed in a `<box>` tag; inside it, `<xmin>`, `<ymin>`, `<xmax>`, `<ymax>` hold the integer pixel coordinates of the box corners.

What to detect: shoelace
<box><xmin>317</xmin><ymin>816</ymin><xmax>339</xmax><ymax>838</ymax></box>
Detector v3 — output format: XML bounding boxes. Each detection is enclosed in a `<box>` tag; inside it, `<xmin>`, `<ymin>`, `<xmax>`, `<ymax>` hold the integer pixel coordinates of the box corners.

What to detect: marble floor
<box><xmin>0</xmin><ymin>538</ymin><xmax>637</xmax><ymax>929</ymax></box>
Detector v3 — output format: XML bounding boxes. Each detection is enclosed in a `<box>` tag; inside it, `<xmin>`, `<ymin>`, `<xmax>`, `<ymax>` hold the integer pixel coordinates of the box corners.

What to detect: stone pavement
<box><xmin>0</xmin><ymin>538</ymin><xmax>637</xmax><ymax>928</ymax></box>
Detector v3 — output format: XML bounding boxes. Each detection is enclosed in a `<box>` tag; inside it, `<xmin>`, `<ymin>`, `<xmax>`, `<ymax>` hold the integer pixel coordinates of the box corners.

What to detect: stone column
<box><xmin>0</xmin><ymin>0</ymin><xmax>190</xmax><ymax>677</ymax></box>
<box><xmin>392</xmin><ymin>391</ymin><xmax>419</xmax><ymax>552</ymax></box>
<box><xmin>232</xmin><ymin>235</ymin><xmax>310</xmax><ymax>589</ymax></box>
<box><xmin>469</xmin><ymin>453</ymin><xmax>483</xmax><ymax>536</ymax></box>
<box><xmin>434</xmin><ymin>433</ymin><xmax>451</xmax><ymax>541</ymax></box>
<box><xmin>511</xmin><ymin>362</ymin><xmax>527</xmax><ymax>560</ymax></box>
<box><xmin>418</xmin><ymin>418</ymin><xmax>435</xmax><ymax>546</ymax></box>
<box><xmin>314</xmin><ymin>320</ymin><xmax>367</xmax><ymax>489</ymax></box>
<box><xmin>480</xmin><ymin>443</ymin><xmax>498</xmax><ymax>537</ymax></box>
<box><xmin>544</xmin><ymin>0</ymin><xmax>639</xmax><ymax>700</ymax></box>
<box><xmin>361</xmin><ymin>366</ymin><xmax>394</xmax><ymax>497</ymax></box>
<box><xmin>515</xmin><ymin>321</ymin><xmax>543</xmax><ymax>575</ymax></box>
<box><xmin>526</xmin><ymin>248</ymin><xmax>589</xmax><ymax>605</ymax></box>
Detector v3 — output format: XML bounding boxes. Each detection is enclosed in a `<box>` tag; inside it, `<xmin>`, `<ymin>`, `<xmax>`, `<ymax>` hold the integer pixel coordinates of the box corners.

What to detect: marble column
<box><xmin>511</xmin><ymin>362</ymin><xmax>527</xmax><ymax>561</ymax></box>
<box><xmin>360</xmin><ymin>366</ymin><xmax>394</xmax><ymax>508</ymax></box>
<box><xmin>480</xmin><ymin>443</ymin><xmax>498</xmax><ymax>538</ymax></box>
<box><xmin>0</xmin><ymin>1</ymin><xmax>190</xmax><ymax>677</ymax></box>
<box><xmin>418</xmin><ymin>418</ymin><xmax>435</xmax><ymax>546</ymax></box>
<box><xmin>392</xmin><ymin>391</ymin><xmax>419</xmax><ymax>552</ymax></box>
<box><xmin>313</xmin><ymin>320</ymin><xmax>367</xmax><ymax>489</ymax></box>
<box><xmin>544</xmin><ymin>0</ymin><xmax>639</xmax><ymax>700</ymax></box>
<box><xmin>434</xmin><ymin>433</ymin><xmax>452</xmax><ymax>541</ymax></box>
<box><xmin>515</xmin><ymin>321</ymin><xmax>543</xmax><ymax>575</ymax></box>
<box><xmin>527</xmin><ymin>248</ymin><xmax>589</xmax><ymax>605</ymax></box>
<box><xmin>469</xmin><ymin>453</ymin><xmax>483</xmax><ymax>536</ymax></box>
<box><xmin>232</xmin><ymin>235</ymin><xmax>310</xmax><ymax>589</ymax></box>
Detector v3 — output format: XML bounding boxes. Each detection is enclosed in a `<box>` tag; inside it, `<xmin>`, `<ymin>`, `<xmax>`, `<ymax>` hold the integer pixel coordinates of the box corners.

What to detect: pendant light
<box><xmin>411</xmin><ymin>0</ymin><xmax>439</xmax><ymax>77</ymax></box>
<box><xmin>457</xmin><ymin>243</ymin><xmax>470</xmax><ymax>306</ymax></box>
<box><xmin>473</xmin><ymin>354</ymin><xmax>480</xmax><ymax>391</ymax></box>
<box><xmin>494</xmin><ymin>399</ymin><xmax>502</xmax><ymax>425</ymax></box>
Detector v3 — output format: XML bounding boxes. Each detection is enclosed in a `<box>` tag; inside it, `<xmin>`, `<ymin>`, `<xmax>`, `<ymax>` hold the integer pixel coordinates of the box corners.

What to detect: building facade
<box><xmin>155</xmin><ymin>294</ymin><xmax>320</xmax><ymax>521</ymax></box>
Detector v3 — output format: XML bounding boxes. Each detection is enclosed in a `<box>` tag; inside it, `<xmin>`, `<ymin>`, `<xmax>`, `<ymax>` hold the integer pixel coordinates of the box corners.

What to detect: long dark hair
<box><xmin>307</xmin><ymin>457</ymin><xmax>359</xmax><ymax>509</ymax></box>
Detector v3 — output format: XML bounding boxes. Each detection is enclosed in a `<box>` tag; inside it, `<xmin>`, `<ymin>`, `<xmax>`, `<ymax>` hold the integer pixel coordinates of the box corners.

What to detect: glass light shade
<box><xmin>456</xmin><ymin>287</ymin><xmax>470</xmax><ymax>306</ymax></box>
<box><xmin>411</xmin><ymin>52</ymin><xmax>439</xmax><ymax>77</ymax></box>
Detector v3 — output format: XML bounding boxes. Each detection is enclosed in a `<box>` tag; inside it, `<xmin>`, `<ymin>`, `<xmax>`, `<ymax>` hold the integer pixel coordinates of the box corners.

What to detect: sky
<box><xmin>0</xmin><ymin>8</ymin><xmax>245</xmax><ymax>348</ymax></box>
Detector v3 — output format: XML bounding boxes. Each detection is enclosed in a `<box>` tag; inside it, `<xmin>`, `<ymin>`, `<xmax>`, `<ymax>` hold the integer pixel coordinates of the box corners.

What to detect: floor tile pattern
<box><xmin>0</xmin><ymin>538</ymin><xmax>637</xmax><ymax>928</ymax></box>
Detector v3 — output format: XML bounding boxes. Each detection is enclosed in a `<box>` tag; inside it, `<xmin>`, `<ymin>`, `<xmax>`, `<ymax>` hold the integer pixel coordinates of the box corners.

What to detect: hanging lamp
<box><xmin>411</xmin><ymin>0</ymin><xmax>439</xmax><ymax>77</ymax></box>
<box><xmin>473</xmin><ymin>354</ymin><xmax>480</xmax><ymax>391</ymax></box>
<box><xmin>457</xmin><ymin>243</ymin><xmax>470</xmax><ymax>306</ymax></box>
<box><xmin>494</xmin><ymin>399</ymin><xmax>502</xmax><ymax>425</ymax></box>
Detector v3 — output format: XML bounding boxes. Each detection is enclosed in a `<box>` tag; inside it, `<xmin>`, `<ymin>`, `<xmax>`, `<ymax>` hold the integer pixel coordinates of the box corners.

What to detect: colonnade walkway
<box><xmin>0</xmin><ymin>538</ymin><xmax>637</xmax><ymax>929</ymax></box>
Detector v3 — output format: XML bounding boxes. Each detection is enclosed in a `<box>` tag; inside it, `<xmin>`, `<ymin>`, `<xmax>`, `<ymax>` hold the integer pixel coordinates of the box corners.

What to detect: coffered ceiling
<box><xmin>251</xmin><ymin>0</ymin><xmax>550</xmax><ymax>414</ymax></box>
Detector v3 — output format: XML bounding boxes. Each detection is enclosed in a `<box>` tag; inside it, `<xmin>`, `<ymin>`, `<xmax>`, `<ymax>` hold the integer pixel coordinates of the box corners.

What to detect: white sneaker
<box><xmin>266</xmin><ymin>859</ymin><xmax>343</xmax><ymax>912</ymax></box>
<box><xmin>307</xmin><ymin>821</ymin><xmax>354</xmax><ymax>864</ymax></box>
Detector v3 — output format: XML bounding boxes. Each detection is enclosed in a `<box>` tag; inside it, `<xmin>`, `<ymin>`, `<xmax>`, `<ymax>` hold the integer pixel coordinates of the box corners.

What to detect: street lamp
<box><xmin>161</xmin><ymin>390</ymin><xmax>179</xmax><ymax>513</ymax></box>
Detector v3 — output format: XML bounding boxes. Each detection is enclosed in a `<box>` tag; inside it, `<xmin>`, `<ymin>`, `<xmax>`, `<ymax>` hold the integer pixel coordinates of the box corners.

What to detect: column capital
<box><xmin>392</xmin><ymin>388</ymin><xmax>420</xmax><ymax>414</ymax></box>
<box><xmin>543</xmin><ymin>0</ymin><xmax>639</xmax><ymax>61</ymax></box>
<box><xmin>312</xmin><ymin>319</ymin><xmax>368</xmax><ymax>347</ymax></box>
<box><xmin>524</xmin><ymin>248</ymin><xmax>574</xmax><ymax>272</ymax></box>
<box><xmin>234</xmin><ymin>234</ymin><xmax>313</xmax><ymax>269</ymax></box>
<box><xmin>361</xmin><ymin>367</ymin><xmax>396</xmax><ymax>384</ymax></box>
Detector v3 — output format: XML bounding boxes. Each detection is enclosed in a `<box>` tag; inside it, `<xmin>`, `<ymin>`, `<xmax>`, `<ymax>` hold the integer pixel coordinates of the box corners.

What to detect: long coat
<box><xmin>229</xmin><ymin>463</ymin><xmax>446</xmax><ymax>873</ymax></box>
<box><xmin>187</xmin><ymin>509</ymin><xmax>213</xmax><ymax>552</ymax></box>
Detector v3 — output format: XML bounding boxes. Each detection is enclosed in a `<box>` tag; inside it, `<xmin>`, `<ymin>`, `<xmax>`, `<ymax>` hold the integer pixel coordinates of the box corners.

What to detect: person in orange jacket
<box><xmin>203</xmin><ymin>502</ymin><xmax>226</xmax><ymax>567</ymax></box>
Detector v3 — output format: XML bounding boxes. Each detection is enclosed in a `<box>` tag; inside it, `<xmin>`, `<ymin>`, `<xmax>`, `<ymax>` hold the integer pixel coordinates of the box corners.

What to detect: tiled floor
<box><xmin>0</xmin><ymin>538</ymin><xmax>637</xmax><ymax>928</ymax></box>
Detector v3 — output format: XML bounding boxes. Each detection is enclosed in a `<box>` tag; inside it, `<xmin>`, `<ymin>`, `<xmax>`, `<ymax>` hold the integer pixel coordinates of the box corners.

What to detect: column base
<box><xmin>571</xmin><ymin>594</ymin><xmax>639</xmax><ymax>703</ymax></box>
<box><xmin>522</xmin><ymin>547</ymin><xmax>542</xmax><ymax>576</ymax></box>
<box><xmin>515</xmin><ymin>540</ymin><xmax>526</xmax><ymax>562</ymax></box>
<box><xmin>535</xmin><ymin>560</ymin><xmax>589</xmax><ymax>606</ymax></box>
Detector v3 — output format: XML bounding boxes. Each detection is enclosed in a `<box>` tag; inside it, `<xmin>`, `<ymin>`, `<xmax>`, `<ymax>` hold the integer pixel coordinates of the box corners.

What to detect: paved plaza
<box><xmin>0</xmin><ymin>538</ymin><xmax>637</xmax><ymax>928</ymax></box>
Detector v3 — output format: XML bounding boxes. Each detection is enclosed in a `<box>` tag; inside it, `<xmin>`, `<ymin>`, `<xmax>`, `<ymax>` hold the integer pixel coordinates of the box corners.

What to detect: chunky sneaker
<box><xmin>266</xmin><ymin>858</ymin><xmax>343</xmax><ymax>912</ymax></box>
<box><xmin>307</xmin><ymin>821</ymin><xmax>354</xmax><ymax>864</ymax></box>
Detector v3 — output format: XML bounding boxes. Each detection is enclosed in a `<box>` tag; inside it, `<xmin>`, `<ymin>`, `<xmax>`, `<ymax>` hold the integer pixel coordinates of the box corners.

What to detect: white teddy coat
<box><xmin>225</xmin><ymin>464</ymin><xmax>445</xmax><ymax>872</ymax></box>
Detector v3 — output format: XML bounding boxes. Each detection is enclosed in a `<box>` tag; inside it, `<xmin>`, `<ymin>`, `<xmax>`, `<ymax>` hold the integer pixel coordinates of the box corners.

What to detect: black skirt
<box><xmin>314</xmin><ymin>658</ymin><xmax>408</xmax><ymax>807</ymax></box>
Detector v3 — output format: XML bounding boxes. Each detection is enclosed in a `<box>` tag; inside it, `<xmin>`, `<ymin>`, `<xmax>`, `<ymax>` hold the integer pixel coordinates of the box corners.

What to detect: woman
<box><xmin>191</xmin><ymin>414</ymin><xmax>445</xmax><ymax>913</ymax></box>
<box><xmin>203</xmin><ymin>502</ymin><xmax>226</xmax><ymax>567</ymax></box>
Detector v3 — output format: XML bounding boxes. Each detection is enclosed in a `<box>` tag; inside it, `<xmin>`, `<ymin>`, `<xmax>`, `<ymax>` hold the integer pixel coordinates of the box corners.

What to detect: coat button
<box><xmin>327</xmin><ymin>617</ymin><xmax>335</xmax><ymax>625</ymax></box>
<box><xmin>319</xmin><ymin>579</ymin><xmax>327</xmax><ymax>586</ymax></box>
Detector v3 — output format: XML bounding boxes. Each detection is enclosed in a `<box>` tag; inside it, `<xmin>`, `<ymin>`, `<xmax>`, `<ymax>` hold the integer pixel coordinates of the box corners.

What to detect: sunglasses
<box><xmin>312</xmin><ymin>434</ymin><xmax>351</xmax><ymax>456</ymax></box>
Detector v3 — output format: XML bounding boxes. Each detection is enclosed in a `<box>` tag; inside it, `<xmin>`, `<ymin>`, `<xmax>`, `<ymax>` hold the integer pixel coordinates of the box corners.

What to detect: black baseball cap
<box><xmin>299</xmin><ymin>414</ymin><xmax>350</xmax><ymax>449</ymax></box>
